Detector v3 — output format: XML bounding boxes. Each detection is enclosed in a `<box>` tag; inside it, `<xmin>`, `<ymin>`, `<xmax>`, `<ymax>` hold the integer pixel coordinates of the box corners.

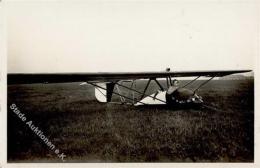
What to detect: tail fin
<box><xmin>94</xmin><ymin>82</ymin><xmax>115</xmax><ymax>102</ymax></box>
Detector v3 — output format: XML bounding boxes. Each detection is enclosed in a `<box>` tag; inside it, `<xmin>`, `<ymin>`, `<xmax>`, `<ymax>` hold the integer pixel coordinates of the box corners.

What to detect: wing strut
<box><xmin>193</xmin><ymin>76</ymin><xmax>215</xmax><ymax>93</ymax></box>
<box><xmin>129</xmin><ymin>80</ymin><xmax>136</xmax><ymax>104</ymax></box>
<box><xmin>115</xmin><ymin>84</ymin><xmax>126</xmax><ymax>103</ymax></box>
<box><xmin>153</xmin><ymin>79</ymin><xmax>164</xmax><ymax>91</ymax></box>
<box><xmin>180</xmin><ymin>76</ymin><xmax>201</xmax><ymax>88</ymax></box>
<box><xmin>140</xmin><ymin>78</ymin><xmax>166</xmax><ymax>100</ymax></box>
<box><xmin>140</xmin><ymin>79</ymin><xmax>152</xmax><ymax>99</ymax></box>
<box><xmin>115</xmin><ymin>82</ymin><xmax>166</xmax><ymax>104</ymax></box>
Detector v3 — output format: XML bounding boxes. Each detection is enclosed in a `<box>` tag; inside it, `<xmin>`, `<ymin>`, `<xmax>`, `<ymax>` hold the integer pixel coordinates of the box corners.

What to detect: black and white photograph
<box><xmin>1</xmin><ymin>0</ymin><xmax>259</xmax><ymax>166</ymax></box>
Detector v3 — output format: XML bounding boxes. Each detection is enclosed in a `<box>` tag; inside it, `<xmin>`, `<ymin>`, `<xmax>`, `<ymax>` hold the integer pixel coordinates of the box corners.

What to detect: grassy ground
<box><xmin>7</xmin><ymin>79</ymin><xmax>254</xmax><ymax>162</ymax></box>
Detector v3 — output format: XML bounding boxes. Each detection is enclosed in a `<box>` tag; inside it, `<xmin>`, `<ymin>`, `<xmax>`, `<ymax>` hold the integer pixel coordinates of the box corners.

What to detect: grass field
<box><xmin>7</xmin><ymin>79</ymin><xmax>254</xmax><ymax>162</ymax></box>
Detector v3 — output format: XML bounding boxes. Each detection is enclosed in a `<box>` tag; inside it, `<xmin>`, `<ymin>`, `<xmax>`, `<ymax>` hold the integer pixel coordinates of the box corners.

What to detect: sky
<box><xmin>6</xmin><ymin>0</ymin><xmax>258</xmax><ymax>73</ymax></box>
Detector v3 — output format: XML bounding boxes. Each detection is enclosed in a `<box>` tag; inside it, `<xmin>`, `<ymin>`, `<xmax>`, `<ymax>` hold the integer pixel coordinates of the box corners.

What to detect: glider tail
<box><xmin>94</xmin><ymin>82</ymin><xmax>115</xmax><ymax>102</ymax></box>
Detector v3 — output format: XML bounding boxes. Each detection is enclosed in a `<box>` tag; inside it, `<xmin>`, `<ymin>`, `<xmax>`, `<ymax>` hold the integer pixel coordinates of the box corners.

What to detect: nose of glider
<box><xmin>166</xmin><ymin>87</ymin><xmax>203</xmax><ymax>106</ymax></box>
<box><xmin>189</xmin><ymin>94</ymin><xmax>203</xmax><ymax>104</ymax></box>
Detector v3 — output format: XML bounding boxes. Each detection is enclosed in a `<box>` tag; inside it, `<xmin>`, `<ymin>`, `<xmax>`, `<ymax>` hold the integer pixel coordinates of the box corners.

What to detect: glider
<box><xmin>8</xmin><ymin>69</ymin><xmax>251</xmax><ymax>107</ymax></box>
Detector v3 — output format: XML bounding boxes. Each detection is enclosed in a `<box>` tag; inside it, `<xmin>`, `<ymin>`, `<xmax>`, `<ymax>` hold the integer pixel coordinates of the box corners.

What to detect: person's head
<box><xmin>172</xmin><ymin>79</ymin><xmax>179</xmax><ymax>86</ymax></box>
